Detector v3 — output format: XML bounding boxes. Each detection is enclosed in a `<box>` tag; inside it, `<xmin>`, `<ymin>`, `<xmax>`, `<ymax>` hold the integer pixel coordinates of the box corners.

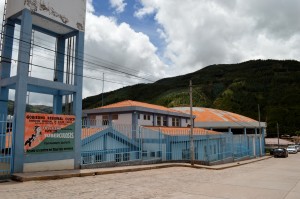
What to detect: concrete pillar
<box><xmin>13</xmin><ymin>9</ymin><xmax>32</xmax><ymax>173</ymax></box>
<box><xmin>53</xmin><ymin>36</ymin><xmax>65</xmax><ymax>114</ymax></box>
<box><xmin>72</xmin><ymin>31</ymin><xmax>84</xmax><ymax>169</ymax></box>
<box><xmin>132</xmin><ymin>112</ymin><xmax>138</xmax><ymax>139</ymax></box>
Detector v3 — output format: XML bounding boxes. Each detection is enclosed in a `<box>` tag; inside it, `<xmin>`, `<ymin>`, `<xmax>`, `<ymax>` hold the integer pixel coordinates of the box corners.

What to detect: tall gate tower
<box><xmin>0</xmin><ymin>0</ymin><xmax>86</xmax><ymax>173</ymax></box>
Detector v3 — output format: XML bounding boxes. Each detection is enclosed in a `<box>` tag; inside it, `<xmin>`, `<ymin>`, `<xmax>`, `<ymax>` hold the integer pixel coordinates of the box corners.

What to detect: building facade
<box><xmin>83</xmin><ymin>100</ymin><xmax>193</xmax><ymax>128</ymax></box>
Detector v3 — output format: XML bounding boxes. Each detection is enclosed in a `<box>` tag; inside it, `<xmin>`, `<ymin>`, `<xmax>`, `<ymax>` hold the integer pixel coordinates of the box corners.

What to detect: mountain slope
<box><xmin>83</xmin><ymin>60</ymin><xmax>300</xmax><ymax>137</ymax></box>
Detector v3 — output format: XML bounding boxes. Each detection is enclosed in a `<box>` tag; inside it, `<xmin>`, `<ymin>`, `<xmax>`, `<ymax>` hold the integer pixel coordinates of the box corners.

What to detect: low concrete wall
<box><xmin>81</xmin><ymin>159</ymin><xmax>162</xmax><ymax>169</ymax></box>
<box><xmin>23</xmin><ymin>159</ymin><xmax>74</xmax><ymax>172</ymax></box>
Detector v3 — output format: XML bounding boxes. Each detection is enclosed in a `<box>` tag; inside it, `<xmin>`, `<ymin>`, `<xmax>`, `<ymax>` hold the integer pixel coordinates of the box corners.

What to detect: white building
<box><xmin>83</xmin><ymin>100</ymin><xmax>193</xmax><ymax>128</ymax></box>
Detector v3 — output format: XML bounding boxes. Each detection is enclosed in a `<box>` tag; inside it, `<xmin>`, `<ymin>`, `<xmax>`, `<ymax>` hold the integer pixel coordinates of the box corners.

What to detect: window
<box><xmin>157</xmin><ymin>116</ymin><xmax>162</xmax><ymax>126</ymax></box>
<box><xmin>214</xmin><ymin>145</ymin><xmax>217</xmax><ymax>154</ymax></box>
<box><xmin>142</xmin><ymin>150</ymin><xmax>148</xmax><ymax>157</ymax></box>
<box><xmin>182</xmin><ymin>148</ymin><xmax>198</xmax><ymax>160</ymax></box>
<box><xmin>115</xmin><ymin>153</ymin><xmax>122</xmax><ymax>162</ymax></box>
<box><xmin>163</xmin><ymin>116</ymin><xmax>167</xmax><ymax>126</ymax></box>
<box><xmin>123</xmin><ymin>153</ymin><xmax>130</xmax><ymax>161</ymax></box>
<box><xmin>172</xmin><ymin>118</ymin><xmax>179</xmax><ymax>127</ymax></box>
<box><xmin>102</xmin><ymin>115</ymin><xmax>109</xmax><ymax>125</ymax></box>
<box><xmin>138</xmin><ymin>114</ymin><xmax>140</xmax><ymax>119</ymax></box>
<box><xmin>156</xmin><ymin>151</ymin><xmax>162</xmax><ymax>158</ymax></box>
<box><xmin>143</xmin><ymin>114</ymin><xmax>151</xmax><ymax>120</ymax></box>
<box><xmin>150</xmin><ymin>152</ymin><xmax>156</xmax><ymax>157</ymax></box>
<box><xmin>95</xmin><ymin>154</ymin><xmax>103</xmax><ymax>163</ymax></box>
<box><xmin>89</xmin><ymin>115</ymin><xmax>96</xmax><ymax>126</ymax></box>
<box><xmin>182</xmin><ymin>149</ymin><xmax>190</xmax><ymax>160</ymax></box>
<box><xmin>112</xmin><ymin>114</ymin><xmax>118</xmax><ymax>120</ymax></box>
<box><xmin>135</xmin><ymin>151</ymin><xmax>140</xmax><ymax>159</ymax></box>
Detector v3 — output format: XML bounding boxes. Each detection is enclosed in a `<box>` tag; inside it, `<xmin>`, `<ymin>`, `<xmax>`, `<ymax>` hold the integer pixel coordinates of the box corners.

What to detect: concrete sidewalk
<box><xmin>12</xmin><ymin>156</ymin><xmax>271</xmax><ymax>182</ymax></box>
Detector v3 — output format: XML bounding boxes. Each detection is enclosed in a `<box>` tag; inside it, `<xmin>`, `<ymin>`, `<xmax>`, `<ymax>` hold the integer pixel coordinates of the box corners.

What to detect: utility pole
<box><xmin>258</xmin><ymin>104</ymin><xmax>262</xmax><ymax>156</ymax></box>
<box><xmin>189</xmin><ymin>80</ymin><xmax>195</xmax><ymax>166</ymax></box>
<box><xmin>277</xmin><ymin>123</ymin><xmax>280</xmax><ymax>148</ymax></box>
<box><xmin>102</xmin><ymin>73</ymin><xmax>104</xmax><ymax>106</ymax></box>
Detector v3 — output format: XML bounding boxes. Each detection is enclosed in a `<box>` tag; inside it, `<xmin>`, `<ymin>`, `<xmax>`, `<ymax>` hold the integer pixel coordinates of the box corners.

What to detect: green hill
<box><xmin>8</xmin><ymin>101</ymin><xmax>52</xmax><ymax>115</ymax></box>
<box><xmin>83</xmin><ymin>59</ymin><xmax>300</xmax><ymax>137</ymax></box>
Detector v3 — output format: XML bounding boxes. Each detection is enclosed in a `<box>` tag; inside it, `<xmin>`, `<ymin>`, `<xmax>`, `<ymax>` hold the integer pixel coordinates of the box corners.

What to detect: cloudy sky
<box><xmin>83</xmin><ymin>0</ymin><xmax>300</xmax><ymax>98</ymax></box>
<box><xmin>1</xmin><ymin>0</ymin><xmax>300</xmax><ymax>105</ymax></box>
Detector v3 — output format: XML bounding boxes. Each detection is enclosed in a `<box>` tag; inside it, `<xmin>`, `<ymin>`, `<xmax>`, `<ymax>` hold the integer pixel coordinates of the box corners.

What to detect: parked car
<box><xmin>287</xmin><ymin>145</ymin><xmax>298</xmax><ymax>154</ymax></box>
<box><xmin>273</xmin><ymin>148</ymin><xmax>288</xmax><ymax>158</ymax></box>
<box><xmin>295</xmin><ymin>145</ymin><xmax>300</xmax><ymax>152</ymax></box>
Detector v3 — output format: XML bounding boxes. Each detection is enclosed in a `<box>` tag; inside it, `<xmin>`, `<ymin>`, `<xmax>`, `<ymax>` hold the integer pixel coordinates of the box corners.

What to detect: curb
<box><xmin>11</xmin><ymin>156</ymin><xmax>272</xmax><ymax>182</ymax></box>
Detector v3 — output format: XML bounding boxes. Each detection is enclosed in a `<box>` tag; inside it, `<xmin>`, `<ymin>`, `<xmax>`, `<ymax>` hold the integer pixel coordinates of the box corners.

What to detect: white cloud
<box><xmin>2</xmin><ymin>1</ymin><xmax>166</xmax><ymax>105</ymax></box>
<box><xmin>83</xmin><ymin>1</ymin><xmax>167</xmax><ymax>99</ymax></box>
<box><xmin>136</xmin><ymin>0</ymin><xmax>300</xmax><ymax>75</ymax></box>
<box><xmin>3</xmin><ymin>0</ymin><xmax>300</xmax><ymax>105</ymax></box>
<box><xmin>110</xmin><ymin>0</ymin><xmax>127</xmax><ymax>14</ymax></box>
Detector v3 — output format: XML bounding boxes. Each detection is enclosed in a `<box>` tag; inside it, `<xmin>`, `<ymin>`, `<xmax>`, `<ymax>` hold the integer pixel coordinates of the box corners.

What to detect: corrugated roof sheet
<box><xmin>144</xmin><ymin>126</ymin><xmax>222</xmax><ymax>136</ymax></box>
<box><xmin>173</xmin><ymin>107</ymin><xmax>256</xmax><ymax>123</ymax></box>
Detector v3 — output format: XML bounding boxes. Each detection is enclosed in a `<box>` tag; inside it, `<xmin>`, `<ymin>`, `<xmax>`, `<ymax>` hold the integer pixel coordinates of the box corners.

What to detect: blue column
<box><xmin>73</xmin><ymin>31</ymin><xmax>84</xmax><ymax>169</ymax></box>
<box><xmin>53</xmin><ymin>36</ymin><xmax>65</xmax><ymax>114</ymax></box>
<box><xmin>0</xmin><ymin>20</ymin><xmax>15</xmax><ymax>115</ymax></box>
<box><xmin>13</xmin><ymin>9</ymin><xmax>32</xmax><ymax>173</ymax></box>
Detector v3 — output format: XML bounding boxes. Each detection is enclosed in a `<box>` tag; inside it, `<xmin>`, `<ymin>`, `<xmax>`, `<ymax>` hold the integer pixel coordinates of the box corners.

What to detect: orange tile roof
<box><xmin>144</xmin><ymin>126</ymin><xmax>221</xmax><ymax>136</ymax></box>
<box><xmin>81</xmin><ymin>127</ymin><xmax>108</xmax><ymax>139</ymax></box>
<box><xmin>95</xmin><ymin>100</ymin><xmax>183</xmax><ymax>114</ymax></box>
<box><xmin>173</xmin><ymin>107</ymin><xmax>256</xmax><ymax>123</ymax></box>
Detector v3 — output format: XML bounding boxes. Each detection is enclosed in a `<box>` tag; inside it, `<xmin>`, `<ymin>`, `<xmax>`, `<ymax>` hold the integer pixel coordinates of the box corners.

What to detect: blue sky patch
<box><xmin>92</xmin><ymin>0</ymin><xmax>166</xmax><ymax>56</ymax></box>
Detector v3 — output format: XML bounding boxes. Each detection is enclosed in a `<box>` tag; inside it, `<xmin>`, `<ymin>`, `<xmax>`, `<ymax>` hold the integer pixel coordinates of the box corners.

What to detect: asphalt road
<box><xmin>0</xmin><ymin>154</ymin><xmax>300</xmax><ymax>199</ymax></box>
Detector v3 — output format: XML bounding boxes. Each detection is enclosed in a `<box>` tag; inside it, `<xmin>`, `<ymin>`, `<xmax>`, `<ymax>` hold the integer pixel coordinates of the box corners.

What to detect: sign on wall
<box><xmin>24</xmin><ymin>113</ymin><xmax>75</xmax><ymax>154</ymax></box>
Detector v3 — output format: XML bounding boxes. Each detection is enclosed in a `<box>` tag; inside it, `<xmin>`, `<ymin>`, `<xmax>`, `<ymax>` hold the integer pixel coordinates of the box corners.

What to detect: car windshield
<box><xmin>275</xmin><ymin>149</ymin><xmax>284</xmax><ymax>151</ymax></box>
<box><xmin>287</xmin><ymin>146</ymin><xmax>296</xmax><ymax>148</ymax></box>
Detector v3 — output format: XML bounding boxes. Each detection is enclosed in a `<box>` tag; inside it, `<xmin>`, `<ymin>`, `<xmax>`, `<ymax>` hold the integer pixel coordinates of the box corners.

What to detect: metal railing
<box><xmin>0</xmin><ymin>115</ymin><xmax>13</xmax><ymax>179</ymax></box>
<box><xmin>81</xmin><ymin>119</ymin><xmax>264</xmax><ymax>168</ymax></box>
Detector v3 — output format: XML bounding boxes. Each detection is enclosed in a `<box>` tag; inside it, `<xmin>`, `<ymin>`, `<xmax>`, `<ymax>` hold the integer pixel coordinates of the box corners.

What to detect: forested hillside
<box><xmin>84</xmin><ymin>59</ymin><xmax>300</xmax><ymax>137</ymax></box>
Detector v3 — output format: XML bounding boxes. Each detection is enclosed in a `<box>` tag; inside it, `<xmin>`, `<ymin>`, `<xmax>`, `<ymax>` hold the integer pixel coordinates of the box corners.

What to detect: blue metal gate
<box><xmin>0</xmin><ymin>115</ymin><xmax>13</xmax><ymax>179</ymax></box>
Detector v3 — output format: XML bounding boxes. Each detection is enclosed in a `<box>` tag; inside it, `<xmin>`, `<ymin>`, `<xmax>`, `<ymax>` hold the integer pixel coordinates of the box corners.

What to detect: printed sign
<box><xmin>24</xmin><ymin>113</ymin><xmax>75</xmax><ymax>154</ymax></box>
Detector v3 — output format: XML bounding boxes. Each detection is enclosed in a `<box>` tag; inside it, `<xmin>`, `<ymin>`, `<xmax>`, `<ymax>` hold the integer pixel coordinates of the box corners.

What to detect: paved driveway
<box><xmin>1</xmin><ymin>154</ymin><xmax>300</xmax><ymax>199</ymax></box>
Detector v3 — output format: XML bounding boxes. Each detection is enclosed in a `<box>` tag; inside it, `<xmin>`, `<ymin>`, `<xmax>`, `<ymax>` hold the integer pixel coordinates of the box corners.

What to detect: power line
<box><xmin>0</xmin><ymin>29</ymin><xmax>156</xmax><ymax>82</ymax></box>
<box><xmin>0</xmin><ymin>55</ymin><xmax>134</xmax><ymax>86</ymax></box>
<box><xmin>0</xmin><ymin>34</ymin><xmax>156</xmax><ymax>85</ymax></box>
